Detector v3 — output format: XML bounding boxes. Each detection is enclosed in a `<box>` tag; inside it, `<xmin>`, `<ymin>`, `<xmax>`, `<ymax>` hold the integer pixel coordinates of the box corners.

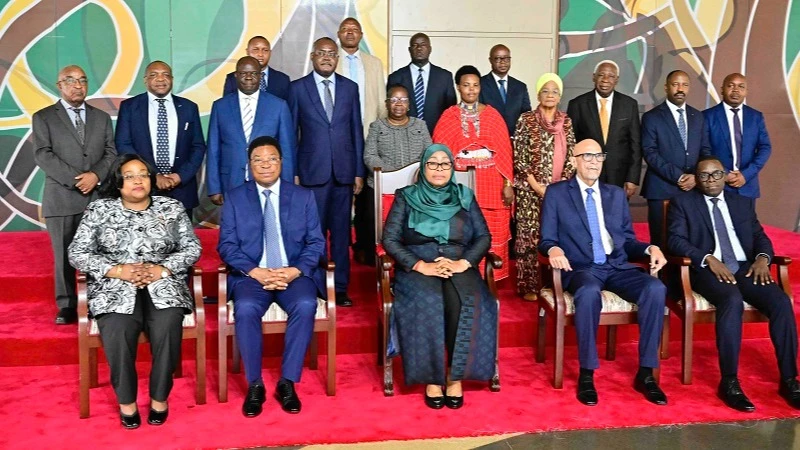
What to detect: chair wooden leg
<box><xmin>536</xmin><ymin>308</ymin><xmax>546</xmax><ymax>363</ymax></box>
<box><xmin>89</xmin><ymin>347</ymin><xmax>98</xmax><ymax>388</ymax></box>
<box><xmin>309</xmin><ymin>332</ymin><xmax>319</xmax><ymax>370</ymax></box>
<box><xmin>605</xmin><ymin>325</ymin><xmax>617</xmax><ymax>361</ymax></box>
<box><xmin>232</xmin><ymin>338</ymin><xmax>241</xmax><ymax>374</ymax></box>
<box><xmin>376</xmin><ymin>316</ymin><xmax>384</xmax><ymax>367</ymax></box>
<box><xmin>327</xmin><ymin>324</ymin><xmax>336</xmax><ymax>396</ymax></box>
<box><xmin>660</xmin><ymin>312</ymin><xmax>670</xmax><ymax>360</ymax></box>
<box><xmin>489</xmin><ymin>299</ymin><xmax>500</xmax><ymax>392</ymax></box>
<box><xmin>682</xmin><ymin>315</ymin><xmax>694</xmax><ymax>385</ymax></box>
<box><xmin>382</xmin><ymin>305</ymin><xmax>394</xmax><ymax>396</ymax></box>
<box><xmin>79</xmin><ymin>344</ymin><xmax>91</xmax><ymax>419</ymax></box>
<box><xmin>218</xmin><ymin>330</ymin><xmax>228</xmax><ymax>403</ymax></box>
<box><xmin>195</xmin><ymin>333</ymin><xmax>206</xmax><ymax>405</ymax></box>
<box><xmin>553</xmin><ymin>314</ymin><xmax>565</xmax><ymax>389</ymax></box>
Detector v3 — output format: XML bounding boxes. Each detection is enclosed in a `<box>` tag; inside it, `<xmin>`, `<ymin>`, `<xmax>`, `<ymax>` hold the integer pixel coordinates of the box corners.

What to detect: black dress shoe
<box><xmin>242</xmin><ymin>384</ymin><xmax>266</xmax><ymax>417</ymax></box>
<box><xmin>444</xmin><ymin>394</ymin><xmax>464</xmax><ymax>409</ymax></box>
<box><xmin>335</xmin><ymin>292</ymin><xmax>353</xmax><ymax>307</ymax></box>
<box><xmin>120</xmin><ymin>410</ymin><xmax>141</xmax><ymax>429</ymax></box>
<box><xmin>634</xmin><ymin>374</ymin><xmax>668</xmax><ymax>405</ymax></box>
<box><xmin>779</xmin><ymin>378</ymin><xmax>800</xmax><ymax>409</ymax></box>
<box><xmin>424</xmin><ymin>392</ymin><xmax>445</xmax><ymax>409</ymax></box>
<box><xmin>274</xmin><ymin>380</ymin><xmax>301</xmax><ymax>414</ymax></box>
<box><xmin>147</xmin><ymin>407</ymin><xmax>169</xmax><ymax>425</ymax></box>
<box><xmin>576</xmin><ymin>374</ymin><xmax>598</xmax><ymax>406</ymax></box>
<box><xmin>55</xmin><ymin>307</ymin><xmax>77</xmax><ymax>325</ymax></box>
<box><xmin>718</xmin><ymin>378</ymin><xmax>755</xmax><ymax>412</ymax></box>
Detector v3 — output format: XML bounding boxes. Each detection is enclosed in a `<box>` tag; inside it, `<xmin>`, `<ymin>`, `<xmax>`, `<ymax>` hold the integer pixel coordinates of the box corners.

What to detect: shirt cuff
<box><xmin>755</xmin><ymin>253</ymin><xmax>771</xmax><ymax>265</ymax></box>
<box><xmin>645</xmin><ymin>245</ymin><xmax>658</xmax><ymax>256</ymax></box>
<box><xmin>700</xmin><ymin>254</ymin><xmax>713</xmax><ymax>268</ymax></box>
<box><xmin>547</xmin><ymin>246</ymin><xmax>562</xmax><ymax>256</ymax></box>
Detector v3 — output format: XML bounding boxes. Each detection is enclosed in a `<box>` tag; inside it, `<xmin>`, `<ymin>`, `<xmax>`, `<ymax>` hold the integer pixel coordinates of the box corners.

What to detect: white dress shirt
<box><xmin>723</xmin><ymin>102</ymin><xmax>744</xmax><ymax>170</ymax></box>
<box><xmin>491</xmin><ymin>72</ymin><xmax>509</xmax><ymax>97</ymax></box>
<box><xmin>701</xmin><ymin>192</ymin><xmax>748</xmax><ymax>266</ymax></box>
<box><xmin>238</xmin><ymin>89</ymin><xmax>260</xmax><ymax>126</ymax></box>
<box><xmin>262</xmin><ymin>66</ymin><xmax>270</xmax><ymax>88</ymax></box>
<box><xmin>576</xmin><ymin>177</ymin><xmax>614</xmax><ymax>255</ymax></box>
<box><xmin>147</xmin><ymin>92</ymin><xmax>178</xmax><ymax>166</ymax></box>
<box><xmin>257</xmin><ymin>179</ymin><xmax>289</xmax><ymax>268</ymax></box>
<box><xmin>341</xmin><ymin>49</ymin><xmax>365</xmax><ymax>117</ymax></box>
<box><xmin>666</xmin><ymin>100</ymin><xmax>688</xmax><ymax>135</ymax></box>
<box><xmin>313</xmin><ymin>71</ymin><xmax>336</xmax><ymax>104</ymax></box>
<box><xmin>61</xmin><ymin>98</ymin><xmax>86</xmax><ymax>124</ymax></box>
<box><xmin>409</xmin><ymin>62</ymin><xmax>431</xmax><ymax>92</ymax></box>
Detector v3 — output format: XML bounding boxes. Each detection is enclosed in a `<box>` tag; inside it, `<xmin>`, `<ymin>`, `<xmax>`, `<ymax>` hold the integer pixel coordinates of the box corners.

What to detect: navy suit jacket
<box><xmin>641</xmin><ymin>101</ymin><xmax>711</xmax><ymax>200</ymax></box>
<box><xmin>702</xmin><ymin>103</ymin><xmax>771</xmax><ymax>198</ymax></box>
<box><xmin>288</xmin><ymin>73</ymin><xmax>364</xmax><ymax>186</ymax></box>
<box><xmin>206</xmin><ymin>90</ymin><xmax>296</xmax><ymax>197</ymax></box>
<box><xmin>667</xmin><ymin>190</ymin><xmax>773</xmax><ymax>270</ymax></box>
<box><xmin>115</xmin><ymin>93</ymin><xmax>206</xmax><ymax>210</ymax></box>
<box><xmin>387</xmin><ymin>63</ymin><xmax>456</xmax><ymax>135</ymax></box>
<box><xmin>479</xmin><ymin>73</ymin><xmax>531</xmax><ymax>136</ymax></box>
<box><xmin>222</xmin><ymin>67</ymin><xmax>291</xmax><ymax>101</ymax></box>
<box><xmin>539</xmin><ymin>178</ymin><xmax>651</xmax><ymax>271</ymax></box>
<box><xmin>217</xmin><ymin>180</ymin><xmax>326</xmax><ymax>297</ymax></box>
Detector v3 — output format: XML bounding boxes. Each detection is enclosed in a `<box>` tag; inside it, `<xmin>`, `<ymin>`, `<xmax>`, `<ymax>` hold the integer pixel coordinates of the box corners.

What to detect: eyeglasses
<box><xmin>387</xmin><ymin>97</ymin><xmax>409</xmax><ymax>104</ymax></box>
<box><xmin>237</xmin><ymin>71</ymin><xmax>260</xmax><ymax>78</ymax></box>
<box><xmin>698</xmin><ymin>170</ymin><xmax>725</xmax><ymax>181</ymax></box>
<box><xmin>576</xmin><ymin>153</ymin><xmax>607</xmax><ymax>162</ymax></box>
<box><xmin>491</xmin><ymin>57</ymin><xmax>512</xmax><ymax>62</ymax></box>
<box><xmin>59</xmin><ymin>77</ymin><xmax>88</xmax><ymax>86</ymax></box>
<box><xmin>539</xmin><ymin>89</ymin><xmax>561</xmax><ymax>97</ymax></box>
<box><xmin>312</xmin><ymin>51</ymin><xmax>338</xmax><ymax>58</ymax></box>
<box><xmin>425</xmin><ymin>161</ymin><xmax>452</xmax><ymax>171</ymax></box>
<box><xmin>250</xmin><ymin>157</ymin><xmax>281</xmax><ymax>166</ymax></box>
<box><xmin>122</xmin><ymin>173</ymin><xmax>150</xmax><ymax>181</ymax></box>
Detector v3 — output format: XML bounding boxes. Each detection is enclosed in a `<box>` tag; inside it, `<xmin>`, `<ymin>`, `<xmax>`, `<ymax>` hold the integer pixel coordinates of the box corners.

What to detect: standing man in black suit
<box><xmin>32</xmin><ymin>65</ymin><xmax>117</xmax><ymax>324</ymax></box>
<box><xmin>387</xmin><ymin>33</ymin><xmax>456</xmax><ymax>134</ymax></box>
<box><xmin>667</xmin><ymin>156</ymin><xmax>800</xmax><ymax>412</ymax></box>
<box><xmin>479</xmin><ymin>44</ymin><xmax>531</xmax><ymax>137</ymax></box>
<box><xmin>223</xmin><ymin>36</ymin><xmax>291</xmax><ymax>101</ymax></box>
<box><xmin>567</xmin><ymin>60</ymin><xmax>642</xmax><ymax>197</ymax></box>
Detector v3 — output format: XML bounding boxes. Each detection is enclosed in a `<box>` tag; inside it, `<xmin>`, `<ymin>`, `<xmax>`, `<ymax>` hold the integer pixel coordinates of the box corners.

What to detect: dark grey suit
<box><xmin>33</xmin><ymin>100</ymin><xmax>116</xmax><ymax>309</ymax></box>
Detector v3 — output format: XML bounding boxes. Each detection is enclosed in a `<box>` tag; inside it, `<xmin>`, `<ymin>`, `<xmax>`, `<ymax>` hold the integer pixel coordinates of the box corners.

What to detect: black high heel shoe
<box><xmin>424</xmin><ymin>386</ymin><xmax>445</xmax><ymax>409</ymax></box>
<box><xmin>120</xmin><ymin>410</ymin><xmax>141</xmax><ymax>429</ymax></box>
<box><xmin>148</xmin><ymin>407</ymin><xmax>169</xmax><ymax>425</ymax></box>
<box><xmin>444</xmin><ymin>394</ymin><xmax>464</xmax><ymax>409</ymax></box>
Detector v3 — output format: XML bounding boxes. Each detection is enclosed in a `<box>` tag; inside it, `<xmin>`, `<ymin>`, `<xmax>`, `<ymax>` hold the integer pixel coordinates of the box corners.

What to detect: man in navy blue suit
<box><xmin>539</xmin><ymin>139</ymin><xmax>668</xmax><ymax>407</ymax></box>
<box><xmin>479</xmin><ymin>44</ymin><xmax>531</xmax><ymax>137</ymax></box>
<box><xmin>667</xmin><ymin>156</ymin><xmax>799</xmax><ymax>412</ymax></box>
<box><xmin>207</xmin><ymin>56</ymin><xmax>295</xmax><ymax>206</ymax></box>
<box><xmin>703</xmin><ymin>73</ymin><xmax>771</xmax><ymax>199</ymax></box>
<box><xmin>218</xmin><ymin>136</ymin><xmax>325</xmax><ymax>417</ymax></box>
<box><xmin>641</xmin><ymin>70</ymin><xmax>711</xmax><ymax>247</ymax></box>
<box><xmin>387</xmin><ymin>33</ymin><xmax>456</xmax><ymax>134</ymax></box>
<box><xmin>116</xmin><ymin>61</ymin><xmax>206</xmax><ymax>217</ymax></box>
<box><xmin>222</xmin><ymin>36</ymin><xmax>291</xmax><ymax>101</ymax></box>
<box><xmin>288</xmin><ymin>37</ymin><xmax>364</xmax><ymax>307</ymax></box>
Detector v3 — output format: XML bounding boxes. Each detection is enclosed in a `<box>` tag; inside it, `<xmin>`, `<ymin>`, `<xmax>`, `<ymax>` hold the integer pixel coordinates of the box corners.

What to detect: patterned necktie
<box><xmin>585</xmin><ymin>188</ymin><xmax>607</xmax><ymax>265</ymax></box>
<box><xmin>242</xmin><ymin>97</ymin><xmax>253</xmax><ymax>142</ymax></box>
<box><xmin>259</xmin><ymin>71</ymin><xmax>267</xmax><ymax>93</ymax></box>
<box><xmin>262</xmin><ymin>190</ymin><xmax>282</xmax><ymax>268</ymax></box>
<box><xmin>155</xmin><ymin>98</ymin><xmax>170</xmax><ymax>174</ymax></box>
<box><xmin>498</xmin><ymin>79</ymin><xmax>507</xmax><ymax>104</ymax></box>
<box><xmin>731</xmin><ymin>107</ymin><xmax>743</xmax><ymax>170</ymax></box>
<box><xmin>414</xmin><ymin>67</ymin><xmax>425</xmax><ymax>120</ymax></box>
<box><xmin>322</xmin><ymin>79</ymin><xmax>334</xmax><ymax>122</ymax></box>
<box><xmin>599</xmin><ymin>98</ymin><xmax>609</xmax><ymax>144</ymax></box>
<box><xmin>710</xmin><ymin>198</ymin><xmax>740</xmax><ymax>273</ymax></box>
<box><xmin>677</xmin><ymin>108</ymin><xmax>687</xmax><ymax>149</ymax></box>
<box><xmin>71</xmin><ymin>107</ymin><xmax>85</xmax><ymax>145</ymax></box>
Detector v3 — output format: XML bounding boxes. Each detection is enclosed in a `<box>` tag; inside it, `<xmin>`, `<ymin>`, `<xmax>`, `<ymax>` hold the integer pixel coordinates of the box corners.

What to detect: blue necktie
<box><xmin>414</xmin><ymin>67</ymin><xmax>425</xmax><ymax>120</ymax></box>
<box><xmin>677</xmin><ymin>108</ymin><xmax>687</xmax><ymax>149</ymax></box>
<box><xmin>259</xmin><ymin>71</ymin><xmax>267</xmax><ymax>93</ymax></box>
<box><xmin>731</xmin><ymin>107</ymin><xmax>742</xmax><ymax>170</ymax></box>
<box><xmin>710</xmin><ymin>198</ymin><xmax>740</xmax><ymax>273</ymax></box>
<box><xmin>322</xmin><ymin>79</ymin><xmax>334</xmax><ymax>122</ymax></box>
<box><xmin>347</xmin><ymin>54</ymin><xmax>359</xmax><ymax>83</ymax></box>
<box><xmin>585</xmin><ymin>188</ymin><xmax>607</xmax><ymax>265</ymax></box>
<box><xmin>498</xmin><ymin>79</ymin><xmax>507</xmax><ymax>104</ymax></box>
<box><xmin>262</xmin><ymin>190</ymin><xmax>282</xmax><ymax>268</ymax></box>
<box><xmin>155</xmin><ymin>99</ymin><xmax>170</xmax><ymax>174</ymax></box>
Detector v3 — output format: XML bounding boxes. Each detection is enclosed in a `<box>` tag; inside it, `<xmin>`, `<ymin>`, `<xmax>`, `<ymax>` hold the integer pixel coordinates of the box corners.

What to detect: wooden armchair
<box><xmin>217</xmin><ymin>260</ymin><xmax>336</xmax><ymax>402</ymax></box>
<box><xmin>77</xmin><ymin>266</ymin><xmax>206</xmax><ymax>418</ymax></box>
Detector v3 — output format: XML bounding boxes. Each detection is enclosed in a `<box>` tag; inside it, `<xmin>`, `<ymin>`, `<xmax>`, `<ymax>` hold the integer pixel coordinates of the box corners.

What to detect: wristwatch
<box><xmin>161</xmin><ymin>268</ymin><xmax>169</xmax><ymax>279</ymax></box>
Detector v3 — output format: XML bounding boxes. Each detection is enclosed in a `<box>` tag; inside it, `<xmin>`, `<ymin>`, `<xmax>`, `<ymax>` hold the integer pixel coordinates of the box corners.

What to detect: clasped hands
<box><xmin>108</xmin><ymin>263</ymin><xmax>169</xmax><ymax>288</ymax></box>
<box><xmin>248</xmin><ymin>267</ymin><xmax>301</xmax><ymax>290</ymax></box>
<box><xmin>74</xmin><ymin>171</ymin><xmax>99</xmax><ymax>195</ymax></box>
<box><xmin>414</xmin><ymin>257</ymin><xmax>470</xmax><ymax>278</ymax></box>
<box><xmin>156</xmin><ymin>173</ymin><xmax>181</xmax><ymax>191</ymax></box>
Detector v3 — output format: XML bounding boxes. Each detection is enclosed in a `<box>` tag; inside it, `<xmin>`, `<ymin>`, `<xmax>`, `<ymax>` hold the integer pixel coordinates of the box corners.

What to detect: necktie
<box><xmin>498</xmin><ymin>79</ymin><xmax>507</xmax><ymax>104</ymax></box>
<box><xmin>599</xmin><ymin>98</ymin><xmax>609</xmax><ymax>144</ymax></box>
<box><xmin>677</xmin><ymin>108</ymin><xmax>687</xmax><ymax>149</ymax></box>
<box><xmin>155</xmin><ymin>98</ymin><xmax>170</xmax><ymax>174</ymax></box>
<box><xmin>71</xmin><ymin>107</ymin><xmax>85</xmax><ymax>145</ymax></box>
<box><xmin>731</xmin><ymin>108</ymin><xmax>743</xmax><ymax>170</ymax></box>
<box><xmin>414</xmin><ymin>67</ymin><xmax>425</xmax><ymax>120</ymax></box>
<box><xmin>262</xmin><ymin>190</ymin><xmax>282</xmax><ymax>268</ymax></box>
<box><xmin>322</xmin><ymin>79</ymin><xmax>334</xmax><ymax>122</ymax></box>
<box><xmin>347</xmin><ymin>54</ymin><xmax>359</xmax><ymax>83</ymax></box>
<box><xmin>585</xmin><ymin>188</ymin><xmax>607</xmax><ymax>265</ymax></box>
<box><xmin>242</xmin><ymin>97</ymin><xmax>253</xmax><ymax>143</ymax></box>
<box><xmin>259</xmin><ymin>71</ymin><xmax>267</xmax><ymax>93</ymax></box>
<box><xmin>710</xmin><ymin>198</ymin><xmax>740</xmax><ymax>273</ymax></box>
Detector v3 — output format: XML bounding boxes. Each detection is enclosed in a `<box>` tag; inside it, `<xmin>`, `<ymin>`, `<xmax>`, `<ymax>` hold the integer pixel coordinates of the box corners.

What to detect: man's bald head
<box><xmin>572</xmin><ymin>139</ymin><xmax>606</xmax><ymax>185</ymax></box>
<box><xmin>56</xmin><ymin>65</ymin><xmax>87</xmax><ymax>107</ymax></box>
<box><xmin>573</xmin><ymin>139</ymin><xmax>603</xmax><ymax>156</ymax></box>
<box><xmin>721</xmin><ymin>72</ymin><xmax>747</xmax><ymax>107</ymax></box>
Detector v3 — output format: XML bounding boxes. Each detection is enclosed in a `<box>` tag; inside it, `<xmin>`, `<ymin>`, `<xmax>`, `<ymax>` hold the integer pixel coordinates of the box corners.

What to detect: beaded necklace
<box><xmin>459</xmin><ymin>102</ymin><xmax>480</xmax><ymax>138</ymax></box>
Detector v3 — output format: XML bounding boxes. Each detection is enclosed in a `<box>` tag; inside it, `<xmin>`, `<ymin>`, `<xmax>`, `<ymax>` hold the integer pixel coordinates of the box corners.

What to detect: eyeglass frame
<box><xmin>697</xmin><ymin>170</ymin><xmax>725</xmax><ymax>181</ymax></box>
<box><xmin>425</xmin><ymin>161</ymin><xmax>453</xmax><ymax>171</ymax></box>
<box><xmin>59</xmin><ymin>77</ymin><xmax>89</xmax><ymax>86</ymax></box>
<box><xmin>250</xmin><ymin>156</ymin><xmax>282</xmax><ymax>166</ymax></box>
<box><xmin>122</xmin><ymin>173</ymin><xmax>151</xmax><ymax>181</ymax></box>
<box><xmin>575</xmin><ymin>152</ymin><xmax>607</xmax><ymax>162</ymax></box>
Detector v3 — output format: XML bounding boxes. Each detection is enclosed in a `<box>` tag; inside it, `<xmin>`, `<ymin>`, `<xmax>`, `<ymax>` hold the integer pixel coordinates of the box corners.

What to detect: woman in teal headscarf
<box><xmin>383</xmin><ymin>144</ymin><xmax>498</xmax><ymax>410</ymax></box>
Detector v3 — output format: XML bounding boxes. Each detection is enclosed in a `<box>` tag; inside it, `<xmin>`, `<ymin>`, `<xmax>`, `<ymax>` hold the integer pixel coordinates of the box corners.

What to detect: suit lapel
<box><xmin>135</xmin><ymin>96</ymin><xmax>154</xmax><ymax>158</ymax></box>
<box><xmin>568</xmin><ymin>178</ymin><xmax>591</xmax><ymax>234</ymax></box>
<box><xmin>304</xmin><ymin>75</ymin><xmax>330</xmax><ymax>123</ymax></box>
<box><xmin>599</xmin><ymin>183</ymin><xmax>614</xmax><ymax>233</ymax></box>
<box><xmin>482</xmin><ymin>75</ymin><xmax>502</xmax><ymax>111</ymax></box>
<box><xmin>660</xmin><ymin>102</ymin><xmax>685</xmax><ymax>145</ymax></box>
<box><xmin>228</xmin><ymin>95</ymin><xmax>246</xmax><ymax>142</ymax></box>
<box><xmin>402</xmin><ymin>66</ymin><xmax>416</xmax><ymax>116</ymax></box>
<box><xmin>54</xmin><ymin>102</ymin><xmax>84</xmax><ymax>146</ymax></box>
<box><xmin>606</xmin><ymin>93</ymin><xmax>623</xmax><ymax>142</ymax></box>
<box><xmin>245</xmin><ymin>182</ymin><xmax>264</xmax><ymax>255</ymax></box>
<box><xmin>687</xmin><ymin>107</ymin><xmax>702</xmax><ymax>149</ymax></box>
<box><xmin>252</xmin><ymin>93</ymin><xmax>268</xmax><ymax>138</ymax></box>
<box><xmin>586</xmin><ymin>94</ymin><xmax>603</xmax><ymax>142</ymax></box>
<box><xmin>694</xmin><ymin>192</ymin><xmax>714</xmax><ymax>236</ymax></box>
<box><xmin>279</xmin><ymin>184</ymin><xmax>291</xmax><ymax>245</ymax></box>
<box><xmin>714</xmin><ymin>105</ymin><xmax>732</xmax><ymax>154</ymax></box>
<box><xmin>174</xmin><ymin>95</ymin><xmax>187</xmax><ymax>150</ymax></box>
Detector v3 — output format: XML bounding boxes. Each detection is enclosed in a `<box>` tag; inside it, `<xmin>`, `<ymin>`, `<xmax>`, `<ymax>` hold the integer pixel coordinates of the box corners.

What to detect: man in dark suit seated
<box><xmin>115</xmin><ymin>61</ymin><xmax>206</xmax><ymax>218</ymax></box>
<box><xmin>479</xmin><ymin>44</ymin><xmax>531</xmax><ymax>137</ymax></box>
<box><xmin>217</xmin><ymin>136</ymin><xmax>326</xmax><ymax>417</ymax></box>
<box><xmin>222</xmin><ymin>35</ymin><xmax>291</xmax><ymax>101</ymax></box>
<box><xmin>539</xmin><ymin>138</ymin><xmax>668</xmax><ymax>406</ymax></box>
<box><xmin>387</xmin><ymin>33</ymin><xmax>456</xmax><ymax>134</ymax></box>
<box><xmin>567</xmin><ymin>60</ymin><xmax>641</xmax><ymax>197</ymax></box>
<box><xmin>667</xmin><ymin>155</ymin><xmax>800</xmax><ymax>412</ymax></box>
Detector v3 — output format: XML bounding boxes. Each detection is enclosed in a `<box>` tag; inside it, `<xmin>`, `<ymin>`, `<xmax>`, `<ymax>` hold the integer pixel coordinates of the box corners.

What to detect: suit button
<box><xmin>83</xmin><ymin>153</ymin><xmax>88</xmax><ymax>157</ymax></box>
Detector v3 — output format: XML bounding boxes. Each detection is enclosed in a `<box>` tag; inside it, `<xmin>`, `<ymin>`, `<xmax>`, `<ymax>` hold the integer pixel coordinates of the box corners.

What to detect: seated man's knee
<box><xmin>234</xmin><ymin>300</ymin><xmax>263</xmax><ymax>322</ymax></box>
<box><xmin>714</xmin><ymin>289</ymin><xmax>745</xmax><ymax>314</ymax></box>
<box><xmin>291</xmin><ymin>299</ymin><xmax>318</xmax><ymax>319</ymax></box>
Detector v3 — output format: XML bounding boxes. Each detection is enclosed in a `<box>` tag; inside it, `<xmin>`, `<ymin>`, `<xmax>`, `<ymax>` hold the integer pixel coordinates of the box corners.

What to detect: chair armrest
<box><xmin>666</xmin><ymin>255</ymin><xmax>692</xmax><ymax>266</ymax></box>
<box><xmin>218</xmin><ymin>264</ymin><xmax>229</xmax><ymax>324</ymax></box>
<box><xmin>190</xmin><ymin>266</ymin><xmax>204</xmax><ymax>331</ymax></box>
<box><xmin>485</xmin><ymin>251</ymin><xmax>503</xmax><ymax>269</ymax></box>
<box><xmin>77</xmin><ymin>272</ymin><xmax>90</xmax><ymax>338</ymax></box>
<box><xmin>379</xmin><ymin>254</ymin><xmax>395</xmax><ymax>271</ymax></box>
<box><xmin>773</xmin><ymin>256</ymin><xmax>792</xmax><ymax>266</ymax></box>
<box><xmin>319</xmin><ymin>258</ymin><xmax>335</xmax><ymax>272</ymax></box>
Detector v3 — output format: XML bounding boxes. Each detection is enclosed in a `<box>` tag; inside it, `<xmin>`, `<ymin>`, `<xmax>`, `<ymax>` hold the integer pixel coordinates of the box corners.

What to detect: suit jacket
<box><xmin>567</xmin><ymin>90</ymin><xmax>642</xmax><ymax>187</ymax></box>
<box><xmin>478</xmin><ymin>73</ymin><xmax>531</xmax><ymax>136</ymax></box>
<box><xmin>667</xmin><ymin>189</ymin><xmax>773</xmax><ymax>270</ymax></box>
<box><xmin>335</xmin><ymin>49</ymin><xmax>387</xmax><ymax>137</ymax></box>
<box><xmin>217</xmin><ymin>180</ymin><xmax>326</xmax><ymax>296</ymax></box>
<box><xmin>387</xmin><ymin>63</ymin><xmax>456</xmax><ymax>135</ymax></box>
<box><xmin>641</xmin><ymin>101</ymin><xmax>711</xmax><ymax>200</ymax></box>
<box><xmin>32</xmin><ymin>101</ymin><xmax>117</xmax><ymax>217</ymax></box>
<box><xmin>115</xmin><ymin>93</ymin><xmax>206</xmax><ymax>210</ymax></box>
<box><xmin>222</xmin><ymin>67</ymin><xmax>291</xmax><ymax>101</ymax></box>
<box><xmin>206</xmin><ymin>90</ymin><xmax>296</xmax><ymax>197</ymax></box>
<box><xmin>703</xmin><ymin>103</ymin><xmax>771</xmax><ymax>198</ymax></box>
<box><xmin>538</xmin><ymin>177</ymin><xmax>651</xmax><ymax>271</ymax></box>
<box><xmin>288</xmin><ymin>73</ymin><xmax>365</xmax><ymax>186</ymax></box>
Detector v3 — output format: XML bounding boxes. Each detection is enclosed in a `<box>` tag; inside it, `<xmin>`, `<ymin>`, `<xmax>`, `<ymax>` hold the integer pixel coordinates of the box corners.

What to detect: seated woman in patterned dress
<box><xmin>68</xmin><ymin>154</ymin><xmax>201</xmax><ymax>429</ymax></box>
<box><xmin>382</xmin><ymin>144</ymin><xmax>498</xmax><ymax>410</ymax></box>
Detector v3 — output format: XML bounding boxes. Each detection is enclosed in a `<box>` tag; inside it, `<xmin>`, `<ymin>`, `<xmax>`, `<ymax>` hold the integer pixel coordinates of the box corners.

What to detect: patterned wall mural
<box><xmin>0</xmin><ymin>0</ymin><xmax>387</xmax><ymax>231</ymax></box>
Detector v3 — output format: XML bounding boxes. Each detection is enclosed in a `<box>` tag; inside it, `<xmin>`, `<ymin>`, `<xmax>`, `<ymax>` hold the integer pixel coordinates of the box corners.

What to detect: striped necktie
<box><xmin>322</xmin><ymin>79</ymin><xmax>334</xmax><ymax>122</ymax></box>
<box><xmin>414</xmin><ymin>67</ymin><xmax>425</xmax><ymax>120</ymax></box>
<box><xmin>710</xmin><ymin>198</ymin><xmax>740</xmax><ymax>273</ymax></box>
<box><xmin>259</xmin><ymin>71</ymin><xmax>267</xmax><ymax>93</ymax></box>
<box><xmin>242</xmin><ymin>97</ymin><xmax>253</xmax><ymax>143</ymax></box>
<box><xmin>677</xmin><ymin>108</ymin><xmax>687</xmax><ymax>149</ymax></box>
